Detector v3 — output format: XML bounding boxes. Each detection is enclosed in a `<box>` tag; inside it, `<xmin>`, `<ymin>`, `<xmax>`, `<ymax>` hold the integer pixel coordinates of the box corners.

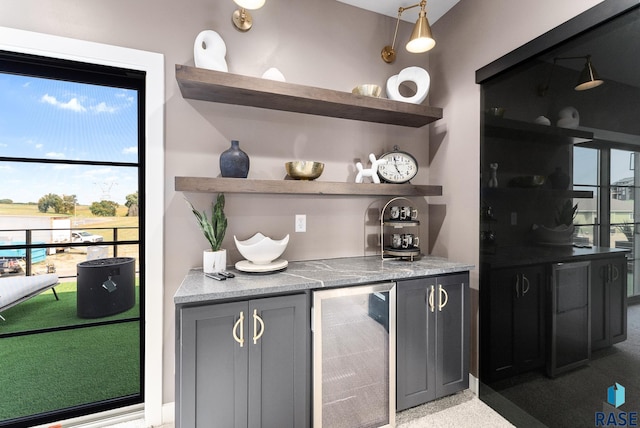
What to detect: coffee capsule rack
<box><xmin>380</xmin><ymin>196</ymin><xmax>421</xmax><ymax>261</ymax></box>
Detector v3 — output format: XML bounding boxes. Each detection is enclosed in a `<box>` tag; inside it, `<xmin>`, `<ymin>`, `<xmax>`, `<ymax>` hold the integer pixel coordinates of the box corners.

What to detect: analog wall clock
<box><xmin>377</xmin><ymin>145</ymin><xmax>418</xmax><ymax>184</ymax></box>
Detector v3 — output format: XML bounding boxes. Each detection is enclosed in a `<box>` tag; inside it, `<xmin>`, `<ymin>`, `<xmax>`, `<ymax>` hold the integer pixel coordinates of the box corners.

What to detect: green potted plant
<box><xmin>187</xmin><ymin>193</ymin><xmax>228</xmax><ymax>273</ymax></box>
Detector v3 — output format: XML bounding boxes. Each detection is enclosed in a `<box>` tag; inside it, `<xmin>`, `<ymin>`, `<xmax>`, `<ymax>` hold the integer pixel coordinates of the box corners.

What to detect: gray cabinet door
<box><xmin>396</xmin><ymin>277</ymin><xmax>435</xmax><ymax>410</ymax></box>
<box><xmin>591</xmin><ymin>256</ymin><xmax>627</xmax><ymax>350</ymax></box>
<box><xmin>177</xmin><ymin>294</ymin><xmax>309</xmax><ymax>428</ymax></box>
<box><xmin>396</xmin><ymin>273</ymin><xmax>469</xmax><ymax>411</ymax></box>
<box><xmin>178</xmin><ymin>301</ymin><xmax>248</xmax><ymax>428</ymax></box>
<box><xmin>248</xmin><ymin>294</ymin><xmax>309</xmax><ymax>428</ymax></box>
<box><xmin>436</xmin><ymin>274</ymin><xmax>470</xmax><ymax>398</ymax></box>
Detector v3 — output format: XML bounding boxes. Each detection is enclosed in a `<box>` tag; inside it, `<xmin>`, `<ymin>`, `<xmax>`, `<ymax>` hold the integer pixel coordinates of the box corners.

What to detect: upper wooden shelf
<box><xmin>484</xmin><ymin>116</ymin><xmax>593</xmax><ymax>145</ymax></box>
<box><xmin>175</xmin><ymin>65</ymin><xmax>443</xmax><ymax>128</ymax></box>
<box><xmin>176</xmin><ymin>177</ymin><xmax>443</xmax><ymax>197</ymax></box>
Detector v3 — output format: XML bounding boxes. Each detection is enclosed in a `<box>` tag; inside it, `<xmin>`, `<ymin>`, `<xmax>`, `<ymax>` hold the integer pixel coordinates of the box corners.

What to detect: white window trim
<box><xmin>0</xmin><ymin>26</ymin><xmax>165</xmax><ymax>426</ymax></box>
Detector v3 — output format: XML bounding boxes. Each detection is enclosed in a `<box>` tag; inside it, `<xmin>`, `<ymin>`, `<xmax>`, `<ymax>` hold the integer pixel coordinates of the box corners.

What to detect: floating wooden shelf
<box><xmin>176</xmin><ymin>177</ymin><xmax>443</xmax><ymax>197</ymax></box>
<box><xmin>484</xmin><ymin>116</ymin><xmax>593</xmax><ymax>145</ymax></box>
<box><xmin>175</xmin><ymin>65</ymin><xmax>443</xmax><ymax>128</ymax></box>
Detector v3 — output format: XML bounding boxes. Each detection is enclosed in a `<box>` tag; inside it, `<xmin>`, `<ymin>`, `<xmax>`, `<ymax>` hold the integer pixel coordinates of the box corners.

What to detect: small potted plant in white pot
<box><xmin>187</xmin><ymin>193</ymin><xmax>227</xmax><ymax>273</ymax></box>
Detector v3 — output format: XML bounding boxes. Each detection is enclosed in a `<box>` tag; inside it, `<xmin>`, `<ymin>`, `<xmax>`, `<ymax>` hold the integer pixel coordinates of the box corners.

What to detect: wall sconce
<box><xmin>232</xmin><ymin>0</ymin><xmax>265</xmax><ymax>32</ymax></box>
<box><xmin>381</xmin><ymin>0</ymin><xmax>436</xmax><ymax>64</ymax></box>
<box><xmin>538</xmin><ymin>55</ymin><xmax>604</xmax><ymax>96</ymax></box>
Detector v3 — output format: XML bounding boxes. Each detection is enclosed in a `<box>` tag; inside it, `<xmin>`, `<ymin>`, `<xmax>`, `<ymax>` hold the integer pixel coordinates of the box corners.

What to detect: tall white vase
<box><xmin>203</xmin><ymin>249</ymin><xmax>226</xmax><ymax>273</ymax></box>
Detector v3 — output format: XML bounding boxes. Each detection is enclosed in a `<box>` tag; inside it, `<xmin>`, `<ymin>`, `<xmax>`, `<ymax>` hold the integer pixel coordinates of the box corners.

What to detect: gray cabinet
<box><xmin>176</xmin><ymin>293</ymin><xmax>310</xmax><ymax>428</ymax></box>
<box><xmin>591</xmin><ymin>255</ymin><xmax>627</xmax><ymax>350</ymax></box>
<box><xmin>548</xmin><ymin>261</ymin><xmax>591</xmax><ymax>377</ymax></box>
<box><xmin>396</xmin><ymin>273</ymin><xmax>470</xmax><ymax>411</ymax></box>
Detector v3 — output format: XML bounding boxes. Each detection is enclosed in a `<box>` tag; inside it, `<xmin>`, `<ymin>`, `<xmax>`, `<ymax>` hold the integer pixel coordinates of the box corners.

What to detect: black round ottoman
<box><xmin>77</xmin><ymin>257</ymin><xmax>135</xmax><ymax>319</ymax></box>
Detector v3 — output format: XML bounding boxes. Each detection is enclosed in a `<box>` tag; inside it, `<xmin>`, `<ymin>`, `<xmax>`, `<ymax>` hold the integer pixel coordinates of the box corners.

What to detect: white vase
<box><xmin>203</xmin><ymin>249</ymin><xmax>226</xmax><ymax>273</ymax></box>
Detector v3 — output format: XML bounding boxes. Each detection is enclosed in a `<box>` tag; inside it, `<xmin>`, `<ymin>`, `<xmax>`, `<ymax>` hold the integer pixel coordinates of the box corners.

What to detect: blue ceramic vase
<box><xmin>220</xmin><ymin>140</ymin><xmax>249</xmax><ymax>178</ymax></box>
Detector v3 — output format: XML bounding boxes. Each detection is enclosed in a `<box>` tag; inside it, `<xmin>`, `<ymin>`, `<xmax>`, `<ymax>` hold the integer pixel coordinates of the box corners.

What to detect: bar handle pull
<box><xmin>438</xmin><ymin>284</ymin><xmax>449</xmax><ymax>311</ymax></box>
<box><xmin>428</xmin><ymin>285</ymin><xmax>435</xmax><ymax>313</ymax></box>
<box><xmin>253</xmin><ymin>309</ymin><xmax>265</xmax><ymax>344</ymax></box>
<box><xmin>233</xmin><ymin>311</ymin><xmax>245</xmax><ymax>347</ymax></box>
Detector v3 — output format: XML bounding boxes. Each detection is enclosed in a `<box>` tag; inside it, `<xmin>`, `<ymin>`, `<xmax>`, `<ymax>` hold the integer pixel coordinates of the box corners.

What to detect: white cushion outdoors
<box><xmin>0</xmin><ymin>273</ymin><xmax>59</xmax><ymax>311</ymax></box>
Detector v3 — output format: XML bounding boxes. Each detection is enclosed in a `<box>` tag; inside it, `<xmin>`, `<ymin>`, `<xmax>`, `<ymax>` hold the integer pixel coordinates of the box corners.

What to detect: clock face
<box><xmin>377</xmin><ymin>150</ymin><xmax>418</xmax><ymax>183</ymax></box>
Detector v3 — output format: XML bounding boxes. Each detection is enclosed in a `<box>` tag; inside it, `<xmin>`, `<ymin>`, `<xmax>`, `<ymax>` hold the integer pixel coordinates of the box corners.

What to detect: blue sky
<box><xmin>0</xmin><ymin>73</ymin><xmax>139</xmax><ymax>205</ymax></box>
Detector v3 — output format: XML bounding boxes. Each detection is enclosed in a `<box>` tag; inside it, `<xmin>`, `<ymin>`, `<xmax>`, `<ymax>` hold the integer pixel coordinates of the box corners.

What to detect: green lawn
<box><xmin>0</xmin><ymin>281</ymin><xmax>141</xmax><ymax>422</ymax></box>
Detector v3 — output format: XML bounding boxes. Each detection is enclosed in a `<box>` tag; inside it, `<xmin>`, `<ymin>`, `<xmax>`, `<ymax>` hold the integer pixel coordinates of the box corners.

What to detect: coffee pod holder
<box><xmin>380</xmin><ymin>196</ymin><xmax>421</xmax><ymax>261</ymax></box>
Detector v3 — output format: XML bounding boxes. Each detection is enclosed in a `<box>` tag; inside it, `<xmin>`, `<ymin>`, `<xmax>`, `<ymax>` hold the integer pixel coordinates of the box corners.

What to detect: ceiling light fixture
<box><xmin>232</xmin><ymin>0</ymin><xmax>265</xmax><ymax>32</ymax></box>
<box><xmin>381</xmin><ymin>0</ymin><xmax>435</xmax><ymax>64</ymax></box>
<box><xmin>538</xmin><ymin>55</ymin><xmax>604</xmax><ymax>96</ymax></box>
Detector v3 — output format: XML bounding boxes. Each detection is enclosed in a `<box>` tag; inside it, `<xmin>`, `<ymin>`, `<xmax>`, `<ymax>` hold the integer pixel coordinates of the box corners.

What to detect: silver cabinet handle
<box><xmin>233</xmin><ymin>311</ymin><xmax>245</xmax><ymax>347</ymax></box>
<box><xmin>612</xmin><ymin>265</ymin><xmax>620</xmax><ymax>281</ymax></box>
<box><xmin>522</xmin><ymin>275</ymin><xmax>530</xmax><ymax>296</ymax></box>
<box><xmin>515</xmin><ymin>274</ymin><xmax>520</xmax><ymax>299</ymax></box>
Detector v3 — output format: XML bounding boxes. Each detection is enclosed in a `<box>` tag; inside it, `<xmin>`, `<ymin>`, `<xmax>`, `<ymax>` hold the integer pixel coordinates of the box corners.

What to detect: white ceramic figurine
<box><xmin>355</xmin><ymin>153</ymin><xmax>387</xmax><ymax>184</ymax></box>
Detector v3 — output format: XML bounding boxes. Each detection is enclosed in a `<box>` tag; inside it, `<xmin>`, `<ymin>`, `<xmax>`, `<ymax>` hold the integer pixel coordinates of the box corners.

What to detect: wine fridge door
<box><xmin>313</xmin><ymin>282</ymin><xmax>396</xmax><ymax>428</ymax></box>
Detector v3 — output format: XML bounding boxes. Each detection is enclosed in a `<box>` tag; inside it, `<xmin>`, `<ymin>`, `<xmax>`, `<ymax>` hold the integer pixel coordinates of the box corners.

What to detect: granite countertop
<box><xmin>482</xmin><ymin>245</ymin><xmax>629</xmax><ymax>269</ymax></box>
<box><xmin>174</xmin><ymin>255</ymin><xmax>474</xmax><ymax>305</ymax></box>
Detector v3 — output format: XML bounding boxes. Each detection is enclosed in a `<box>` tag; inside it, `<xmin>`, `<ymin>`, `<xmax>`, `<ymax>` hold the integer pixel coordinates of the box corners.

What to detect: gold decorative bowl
<box><xmin>352</xmin><ymin>84</ymin><xmax>382</xmax><ymax>98</ymax></box>
<box><xmin>285</xmin><ymin>161</ymin><xmax>324</xmax><ymax>180</ymax></box>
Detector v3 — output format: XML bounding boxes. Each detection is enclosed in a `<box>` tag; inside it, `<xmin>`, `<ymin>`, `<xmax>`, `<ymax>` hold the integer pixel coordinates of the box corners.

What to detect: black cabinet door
<box><xmin>483</xmin><ymin>265</ymin><xmax>545</xmax><ymax>382</ymax></box>
<box><xmin>396</xmin><ymin>273</ymin><xmax>469</xmax><ymax>410</ymax></box>
<box><xmin>591</xmin><ymin>256</ymin><xmax>627</xmax><ymax>350</ymax></box>
<box><xmin>548</xmin><ymin>261</ymin><xmax>591</xmax><ymax>377</ymax></box>
<box><xmin>513</xmin><ymin>266</ymin><xmax>546</xmax><ymax>373</ymax></box>
<box><xmin>248</xmin><ymin>294</ymin><xmax>309</xmax><ymax>428</ymax></box>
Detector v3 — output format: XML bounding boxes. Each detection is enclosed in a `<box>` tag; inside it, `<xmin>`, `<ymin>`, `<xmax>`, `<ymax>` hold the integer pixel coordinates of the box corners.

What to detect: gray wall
<box><xmin>0</xmin><ymin>0</ymin><xmax>604</xmax><ymax>411</ymax></box>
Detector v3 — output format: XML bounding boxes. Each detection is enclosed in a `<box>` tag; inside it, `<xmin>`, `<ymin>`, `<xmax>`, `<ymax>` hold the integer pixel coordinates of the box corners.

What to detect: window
<box><xmin>0</xmin><ymin>50</ymin><xmax>145</xmax><ymax>427</ymax></box>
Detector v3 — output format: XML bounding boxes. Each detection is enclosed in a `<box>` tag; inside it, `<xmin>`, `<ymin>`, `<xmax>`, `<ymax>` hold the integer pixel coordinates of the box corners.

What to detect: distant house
<box><xmin>612</xmin><ymin>177</ymin><xmax>635</xmax><ymax>201</ymax></box>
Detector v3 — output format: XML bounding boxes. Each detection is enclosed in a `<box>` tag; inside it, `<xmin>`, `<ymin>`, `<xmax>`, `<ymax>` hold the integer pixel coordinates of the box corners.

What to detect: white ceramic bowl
<box><xmin>234</xmin><ymin>232</ymin><xmax>289</xmax><ymax>265</ymax></box>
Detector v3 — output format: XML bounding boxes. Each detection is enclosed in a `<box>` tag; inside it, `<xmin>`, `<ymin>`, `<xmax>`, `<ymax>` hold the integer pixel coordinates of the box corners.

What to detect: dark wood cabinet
<box><xmin>548</xmin><ymin>261</ymin><xmax>591</xmax><ymax>377</ymax></box>
<box><xmin>481</xmin><ymin>264</ymin><xmax>546</xmax><ymax>382</ymax></box>
<box><xmin>176</xmin><ymin>294</ymin><xmax>310</xmax><ymax>428</ymax></box>
<box><xmin>396</xmin><ymin>273</ymin><xmax>470</xmax><ymax>411</ymax></box>
<box><xmin>591</xmin><ymin>255</ymin><xmax>627</xmax><ymax>350</ymax></box>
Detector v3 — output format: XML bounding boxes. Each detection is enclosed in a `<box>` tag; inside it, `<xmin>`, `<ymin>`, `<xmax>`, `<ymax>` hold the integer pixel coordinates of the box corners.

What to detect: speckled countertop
<box><xmin>174</xmin><ymin>255</ymin><xmax>474</xmax><ymax>305</ymax></box>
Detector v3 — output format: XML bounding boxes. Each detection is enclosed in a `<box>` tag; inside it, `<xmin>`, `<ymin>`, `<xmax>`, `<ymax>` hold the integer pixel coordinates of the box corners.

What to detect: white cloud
<box><xmin>122</xmin><ymin>146</ymin><xmax>137</xmax><ymax>155</ymax></box>
<box><xmin>45</xmin><ymin>152</ymin><xmax>65</xmax><ymax>158</ymax></box>
<box><xmin>35</xmin><ymin>143</ymin><xmax>43</xmax><ymax>149</ymax></box>
<box><xmin>91</xmin><ymin>102</ymin><xmax>117</xmax><ymax>113</ymax></box>
<box><xmin>0</xmin><ymin>142</ymin><xmax>7</xmax><ymax>148</ymax></box>
<box><xmin>41</xmin><ymin>93</ymin><xmax>86</xmax><ymax>112</ymax></box>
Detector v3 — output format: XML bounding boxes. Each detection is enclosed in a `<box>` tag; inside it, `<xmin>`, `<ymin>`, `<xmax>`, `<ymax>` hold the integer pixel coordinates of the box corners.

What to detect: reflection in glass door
<box><xmin>610</xmin><ymin>149</ymin><xmax>639</xmax><ymax>297</ymax></box>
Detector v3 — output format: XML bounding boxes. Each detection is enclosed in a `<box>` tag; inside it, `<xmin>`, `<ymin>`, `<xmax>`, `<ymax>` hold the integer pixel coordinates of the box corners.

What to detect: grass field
<box><xmin>0</xmin><ymin>281</ymin><xmax>141</xmax><ymax>421</ymax></box>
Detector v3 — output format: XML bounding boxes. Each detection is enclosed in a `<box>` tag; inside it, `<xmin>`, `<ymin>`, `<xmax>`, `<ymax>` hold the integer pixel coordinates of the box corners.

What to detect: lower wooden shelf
<box><xmin>175</xmin><ymin>177</ymin><xmax>443</xmax><ymax>197</ymax></box>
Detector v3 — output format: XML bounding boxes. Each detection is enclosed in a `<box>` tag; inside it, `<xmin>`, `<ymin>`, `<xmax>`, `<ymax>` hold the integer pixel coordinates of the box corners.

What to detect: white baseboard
<box><xmin>469</xmin><ymin>374</ymin><xmax>480</xmax><ymax>395</ymax></box>
<box><xmin>161</xmin><ymin>402</ymin><xmax>175</xmax><ymax>425</ymax></box>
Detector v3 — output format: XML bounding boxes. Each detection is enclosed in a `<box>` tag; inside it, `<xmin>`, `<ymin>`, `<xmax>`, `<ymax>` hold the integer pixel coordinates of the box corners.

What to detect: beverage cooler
<box><xmin>313</xmin><ymin>282</ymin><xmax>396</xmax><ymax>428</ymax></box>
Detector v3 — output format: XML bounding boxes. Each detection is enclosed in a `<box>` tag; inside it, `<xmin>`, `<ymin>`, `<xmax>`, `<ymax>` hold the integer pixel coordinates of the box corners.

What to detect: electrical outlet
<box><xmin>295</xmin><ymin>214</ymin><xmax>306</xmax><ymax>232</ymax></box>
